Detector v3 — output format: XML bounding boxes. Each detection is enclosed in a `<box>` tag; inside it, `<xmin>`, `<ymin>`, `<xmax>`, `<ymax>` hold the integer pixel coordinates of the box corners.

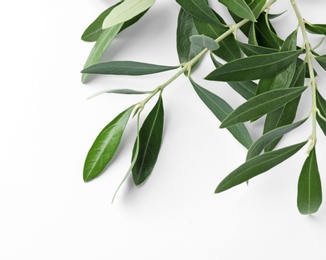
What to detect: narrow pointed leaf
<box><xmin>191</xmin><ymin>79</ymin><xmax>252</xmax><ymax>149</ymax></box>
<box><xmin>220</xmin><ymin>87</ymin><xmax>306</xmax><ymax>128</ymax></box>
<box><xmin>215</xmin><ymin>141</ymin><xmax>307</xmax><ymax>193</ymax></box>
<box><xmin>248</xmin><ymin>22</ymin><xmax>258</xmax><ymax>45</ymax></box>
<box><xmin>210</xmin><ymin>54</ymin><xmax>257</xmax><ymax>100</ymax></box>
<box><xmin>297</xmin><ymin>148</ymin><xmax>322</xmax><ymax>215</ymax></box>
<box><xmin>247</xmin><ymin>119</ymin><xmax>307</xmax><ymax>160</ymax></box>
<box><xmin>205</xmin><ymin>50</ymin><xmax>302</xmax><ymax>82</ymax></box>
<box><xmin>316</xmin><ymin>90</ymin><xmax>326</xmax><ymax>135</ymax></box>
<box><xmin>102</xmin><ymin>0</ymin><xmax>155</xmax><ymax>29</ymax></box>
<box><xmin>82</xmin><ymin>23</ymin><xmax>123</xmax><ymax>83</ymax></box>
<box><xmin>190</xmin><ymin>35</ymin><xmax>220</xmax><ymax>51</ymax></box>
<box><xmin>177</xmin><ymin>8</ymin><xmax>203</xmax><ymax>65</ymax></box>
<box><xmin>264</xmin><ymin>61</ymin><xmax>305</xmax><ymax>151</ymax></box>
<box><xmin>176</xmin><ymin>0</ymin><xmax>223</xmax><ymax>27</ymax></box>
<box><xmin>306</xmin><ymin>23</ymin><xmax>326</xmax><ymax>36</ymax></box>
<box><xmin>82</xmin><ymin>61</ymin><xmax>178</xmax><ymax>76</ymax></box>
<box><xmin>219</xmin><ymin>0</ymin><xmax>256</xmax><ymax>21</ymax></box>
<box><xmin>248</xmin><ymin>0</ymin><xmax>267</xmax><ymax>19</ymax></box>
<box><xmin>83</xmin><ymin>106</ymin><xmax>135</xmax><ymax>182</ymax></box>
<box><xmin>237</xmin><ymin>41</ymin><xmax>277</xmax><ymax>56</ymax></box>
<box><xmin>132</xmin><ymin>96</ymin><xmax>164</xmax><ymax>185</ymax></box>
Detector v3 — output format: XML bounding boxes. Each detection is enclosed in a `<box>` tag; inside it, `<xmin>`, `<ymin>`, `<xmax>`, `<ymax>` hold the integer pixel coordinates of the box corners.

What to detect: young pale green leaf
<box><xmin>210</xmin><ymin>54</ymin><xmax>257</xmax><ymax>100</ymax></box>
<box><xmin>263</xmin><ymin>61</ymin><xmax>305</xmax><ymax>151</ymax></box>
<box><xmin>219</xmin><ymin>0</ymin><xmax>256</xmax><ymax>21</ymax></box>
<box><xmin>247</xmin><ymin>119</ymin><xmax>307</xmax><ymax>160</ymax></box>
<box><xmin>191</xmin><ymin>79</ymin><xmax>252</xmax><ymax>149</ymax></box>
<box><xmin>82</xmin><ymin>24</ymin><xmax>123</xmax><ymax>83</ymax></box>
<box><xmin>82</xmin><ymin>61</ymin><xmax>178</xmax><ymax>76</ymax></box>
<box><xmin>83</xmin><ymin>106</ymin><xmax>135</xmax><ymax>182</ymax></box>
<box><xmin>205</xmin><ymin>50</ymin><xmax>302</xmax><ymax>82</ymax></box>
<box><xmin>215</xmin><ymin>141</ymin><xmax>307</xmax><ymax>193</ymax></box>
<box><xmin>315</xmin><ymin>55</ymin><xmax>326</xmax><ymax>71</ymax></box>
<box><xmin>190</xmin><ymin>35</ymin><xmax>220</xmax><ymax>51</ymax></box>
<box><xmin>176</xmin><ymin>0</ymin><xmax>223</xmax><ymax>27</ymax></box>
<box><xmin>297</xmin><ymin>148</ymin><xmax>322</xmax><ymax>215</ymax></box>
<box><xmin>82</xmin><ymin>2</ymin><xmax>121</xmax><ymax>42</ymax></box>
<box><xmin>194</xmin><ymin>13</ymin><xmax>241</xmax><ymax>61</ymax></box>
<box><xmin>316</xmin><ymin>90</ymin><xmax>326</xmax><ymax>135</ymax></box>
<box><xmin>306</xmin><ymin>23</ymin><xmax>326</xmax><ymax>36</ymax></box>
<box><xmin>220</xmin><ymin>87</ymin><xmax>306</xmax><ymax>128</ymax></box>
<box><xmin>102</xmin><ymin>0</ymin><xmax>155</xmax><ymax>29</ymax></box>
<box><xmin>177</xmin><ymin>8</ymin><xmax>203</xmax><ymax>65</ymax></box>
<box><xmin>132</xmin><ymin>96</ymin><xmax>164</xmax><ymax>185</ymax></box>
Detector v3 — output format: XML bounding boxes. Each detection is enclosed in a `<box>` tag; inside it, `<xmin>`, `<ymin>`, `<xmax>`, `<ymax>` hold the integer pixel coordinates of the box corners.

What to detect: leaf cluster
<box><xmin>80</xmin><ymin>0</ymin><xmax>326</xmax><ymax>214</ymax></box>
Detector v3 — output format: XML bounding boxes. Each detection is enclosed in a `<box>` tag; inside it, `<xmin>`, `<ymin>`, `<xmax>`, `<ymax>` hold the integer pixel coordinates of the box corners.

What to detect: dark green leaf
<box><xmin>248</xmin><ymin>22</ymin><xmax>258</xmax><ymax>45</ymax></box>
<box><xmin>315</xmin><ymin>55</ymin><xmax>326</xmax><ymax>71</ymax></box>
<box><xmin>219</xmin><ymin>0</ymin><xmax>256</xmax><ymax>21</ymax></box>
<box><xmin>268</xmin><ymin>11</ymin><xmax>287</xmax><ymax>19</ymax></box>
<box><xmin>83</xmin><ymin>106</ymin><xmax>134</xmax><ymax>182</ymax></box>
<box><xmin>215</xmin><ymin>141</ymin><xmax>307</xmax><ymax>193</ymax></box>
<box><xmin>190</xmin><ymin>35</ymin><xmax>220</xmax><ymax>51</ymax></box>
<box><xmin>263</xmin><ymin>61</ymin><xmax>306</xmax><ymax>151</ymax></box>
<box><xmin>316</xmin><ymin>90</ymin><xmax>326</xmax><ymax>135</ymax></box>
<box><xmin>81</xmin><ymin>2</ymin><xmax>121</xmax><ymax>42</ymax></box>
<box><xmin>194</xmin><ymin>13</ymin><xmax>241</xmax><ymax>61</ymax></box>
<box><xmin>191</xmin><ymin>79</ymin><xmax>252</xmax><ymax>148</ymax></box>
<box><xmin>237</xmin><ymin>41</ymin><xmax>277</xmax><ymax>56</ymax></box>
<box><xmin>176</xmin><ymin>0</ymin><xmax>223</xmax><ymax>26</ymax></box>
<box><xmin>132</xmin><ymin>96</ymin><xmax>164</xmax><ymax>185</ymax></box>
<box><xmin>281</xmin><ymin>30</ymin><xmax>298</xmax><ymax>51</ymax></box>
<box><xmin>210</xmin><ymin>54</ymin><xmax>257</xmax><ymax>100</ymax></box>
<box><xmin>306</xmin><ymin>23</ymin><xmax>326</xmax><ymax>36</ymax></box>
<box><xmin>297</xmin><ymin>148</ymin><xmax>322</xmax><ymax>215</ymax></box>
<box><xmin>205</xmin><ymin>50</ymin><xmax>302</xmax><ymax>82</ymax></box>
<box><xmin>220</xmin><ymin>87</ymin><xmax>306</xmax><ymax>128</ymax></box>
<box><xmin>177</xmin><ymin>8</ymin><xmax>203</xmax><ymax>65</ymax></box>
<box><xmin>247</xmin><ymin>119</ymin><xmax>307</xmax><ymax>160</ymax></box>
<box><xmin>248</xmin><ymin>0</ymin><xmax>267</xmax><ymax>19</ymax></box>
<box><xmin>82</xmin><ymin>61</ymin><xmax>179</xmax><ymax>76</ymax></box>
<box><xmin>82</xmin><ymin>24</ymin><xmax>123</xmax><ymax>83</ymax></box>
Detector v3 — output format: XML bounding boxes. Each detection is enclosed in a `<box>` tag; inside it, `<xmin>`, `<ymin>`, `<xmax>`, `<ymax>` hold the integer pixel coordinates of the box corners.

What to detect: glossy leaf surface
<box><xmin>102</xmin><ymin>0</ymin><xmax>155</xmax><ymax>29</ymax></box>
<box><xmin>205</xmin><ymin>50</ymin><xmax>302</xmax><ymax>82</ymax></box>
<box><xmin>247</xmin><ymin>119</ymin><xmax>307</xmax><ymax>160</ymax></box>
<box><xmin>83</xmin><ymin>106</ymin><xmax>134</xmax><ymax>182</ymax></box>
<box><xmin>220</xmin><ymin>87</ymin><xmax>306</xmax><ymax>128</ymax></box>
<box><xmin>215</xmin><ymin>141</ymin><xmax>307</xmax><ymax>193</ymax></box>
<box><xmin>132</xmin><ymin>96</ymin><xmax>164</xmax><ymax>185</ymax></box>
<box><xmin>82</xmin><ymin>61</ymin><xmax>178</xmax><ymax>76</ymax></box>
<box><xmin>219</xmin><ymin>0</ymin><xmax>256</xmax><ymax>21</ymax></box>
<box><xmin>191</xmin><ymin>79</ymin><xmax>252</xmax><ymax>149</ymax></box>
<box><xmin>297</xmin><ymin>148</ymin><xmax>322</xmax><ymax>215</ymax></box>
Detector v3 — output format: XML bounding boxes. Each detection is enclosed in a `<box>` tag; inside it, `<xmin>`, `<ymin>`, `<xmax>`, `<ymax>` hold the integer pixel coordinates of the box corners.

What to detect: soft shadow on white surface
<box><xmin>1</xmin><ymin>0</ymin><xmax>326</xmax><ymax>260</ymax></box>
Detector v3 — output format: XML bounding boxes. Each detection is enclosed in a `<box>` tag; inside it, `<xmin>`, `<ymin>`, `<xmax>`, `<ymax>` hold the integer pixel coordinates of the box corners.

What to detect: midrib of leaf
<box><xmin>135</xmin><ymin>98</ymin><xmax>161</xmax><ymax>183</ymax></box>
<box><xmin>255</xmin><ymin>25</ymin><xmax>277</xmax><ymax>48</ymax></box>
<box><xmin>307</xmin><ymin>153</ymin><xmax>314</xmax><ymax>213</ymax></box>
<box><xmin>192</xmin><ymin>0</ymin><xmax>216</xmax><ymax>23</ymax></box>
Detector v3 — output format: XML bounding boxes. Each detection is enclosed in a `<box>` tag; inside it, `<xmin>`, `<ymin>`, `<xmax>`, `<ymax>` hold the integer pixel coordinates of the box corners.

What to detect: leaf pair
<box><xmin>83</xmin><ymin>96</ymin><xmax>164</xmax><ymax>187</ymax></box>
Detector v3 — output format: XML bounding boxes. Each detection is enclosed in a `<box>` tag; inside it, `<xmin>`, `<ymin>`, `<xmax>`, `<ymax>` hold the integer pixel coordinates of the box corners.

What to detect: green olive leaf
<box><xmin>316</xmin><ymin>90</ymin><xmax>326</xmax><ymax>135</ymax></box>
<box><xmin>237</xmin><ymin>41</ymin><xmax>277</xmax><ymax>56</ymax></box>
<box><xmin>132</xmin><ymin>95</ymin><xmax>164</xmax><ymax>185</ymax></box>
<box><xmin>191</xmin><ymin>79</ymin><xmax>252</xmax><ymax>149</ymax></box>
<box><xmin>246</xmin><ymin>118</ymin><xmax>307</xmax><ymax>160</ymax></box>
<box><xmin>82</xmin><ymin>24</ymin><xmax>123</xmax><ymax>83</ymax></box>
<box><xmin>305</xmin><ymin>23</ymin><xmax>326</xmax><ymax>36</ymax></box>
<box><xmin>248</xmin><ymin>22</ymin><xmax>258</xmax><ymax>45</ymax></box>
<box><xmin>102</xmin><ymin>0</ymin><xmax>155</xmax><ymax>29</ymax></box>
<box><xmin>220</xmin><ymin>87</ymin><xmax>306</xmax><ymax>128</ymax></box>
<box><xmin>218</xmin><ymin>0</ymin><xmax>257</xmax><ymax>22</ymax></box>
<box><xmin>215</xmin><ymin>141</ymin><xmax>307</xmax><ymax>193</ymax></box>
<box><xmin>83</xmin><ymin>105</ymin><xmax>135</xmax><ymax>182</ymax></box>
<box><xmin>205</xmin><ymin>50</ymin><xmax>302</xmax><ymax>82</ymax></box>
<box><xmin>297</xmin><ymin>148</ymin><xmax>322</xmax><ymax>215</ymax></box>
<box><xmin>82</xmin><ymin>61</ymin><xmax>179</xmax><ymax>76</ymax></box>
<box><xmin>190</xmin><ymin>35</ymin><xmax>220</xmax><ymax>51</ymax></box>
<box><xmin>315</xmin><ymin>55</ymin><xmax>326</xmax><ymax>71</ymax></box>
<box><xmin>176</xmin><ymin>8</ymin><xmax>203</xmax><ymax>67</ymax></box>
<box><xmin>210</xmin><ymin>54</ymin><xmax>257</xmax><ymax>100</ymax></box>
<box><xmin>176</xmin><ymin>0</ymin><xmax>224</xmax><ymax>27</ymax></box>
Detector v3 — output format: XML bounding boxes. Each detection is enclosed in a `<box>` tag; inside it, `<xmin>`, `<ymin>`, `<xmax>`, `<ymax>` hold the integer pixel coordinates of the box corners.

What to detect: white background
<box><xmin>1</xmin><ymin>0</ymin><xmax>326</xmax><ymax>259</ymax></box>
